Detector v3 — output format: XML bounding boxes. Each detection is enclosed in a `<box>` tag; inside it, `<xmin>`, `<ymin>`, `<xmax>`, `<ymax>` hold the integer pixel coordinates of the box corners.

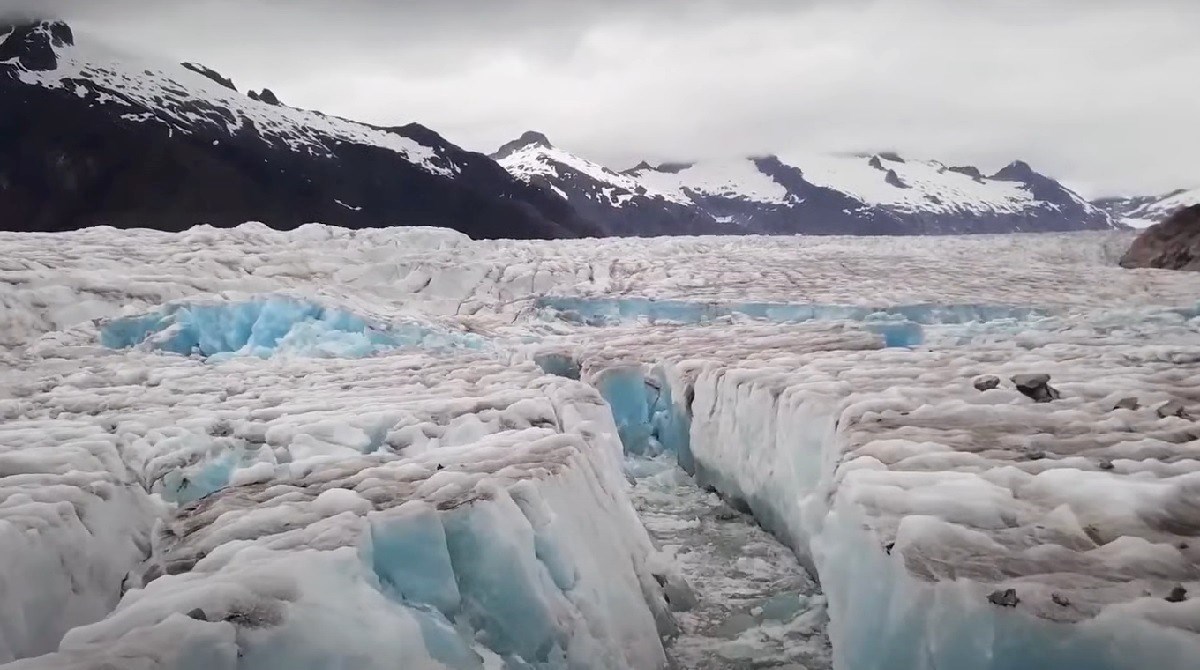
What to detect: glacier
<box><xmin>2</xmin><ymin>224</ymin><xmax>1200</xmax><ymax>669</ymax></box>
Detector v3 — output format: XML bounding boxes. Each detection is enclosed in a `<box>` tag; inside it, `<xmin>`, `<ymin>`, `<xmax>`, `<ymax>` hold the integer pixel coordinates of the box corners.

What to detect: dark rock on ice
<box><xmin>1156</xmin><ymin>400</ymin><xmax>1191</xmax><ymax>420</ymax></box>
<box><xmin>1166</xmin><ymin>585</ymin><xmax>1188</xmax><ymax>603</ymax></box>
<box><xmin>973</xmin><ymin>375</ymin><xmax>1001</xmax><ymax>391</ymax></box>
<box><xmin>1011</xmin><ymin>374</ymin><xmax>1061</xmax><ymax>403</ymax></box>
<box><xmin>987</xmin><ymin>588</ymin><xmax>1020</xmax><ymax>607</ymax></box>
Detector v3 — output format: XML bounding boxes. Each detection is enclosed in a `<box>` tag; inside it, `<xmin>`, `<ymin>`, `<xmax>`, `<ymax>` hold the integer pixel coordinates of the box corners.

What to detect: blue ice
<box><xmin>160</xmin><ymin>452</ymin><xmax>239</xmax><ymax>505</ymax></box>
<box><xmin>594</xmin><ymin>367</ymin><xmax>694</xmax><ymax>472</ymax></box>
<box><xmin>101</xmin><ymin>297</ymin><xmax>483</xmax><ymax>358</ymax></box>
<box><xmin>536</xmin><ymin>296</ymin><xmax>1055</xmax><ymax>348</ymax></box>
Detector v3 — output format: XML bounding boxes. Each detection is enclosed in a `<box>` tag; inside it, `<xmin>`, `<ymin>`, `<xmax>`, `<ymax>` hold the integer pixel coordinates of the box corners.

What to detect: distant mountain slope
<box><xmin>1095</xmin><ymin>188</ymin><xmax>1200</xmax><ymax>229</ymax></box>
<box><xmin>0</xmin><ymin>20</ymin><xmax>600</xmax><ymax>239</ymax></box>
<box><xmin>492</xmin><ymin>132</ymin><xmax>727</xmax><ymax>236</ymax></box>
<box><xmin>498</xmin><ymin>132</ymin><xmax>1118</xmax><ymax>235</ymax></box>
<box><xmin>628</xmin><ymin>153</ymin><xmax>1116</xmax><ymax>234</ymax></box>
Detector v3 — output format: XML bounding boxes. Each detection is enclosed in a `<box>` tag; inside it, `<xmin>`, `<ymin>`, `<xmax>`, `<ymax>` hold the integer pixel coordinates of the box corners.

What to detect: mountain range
<box><xmin>1</xmin><ymin>19</ymin><xmax>1189</xmax><ymax>238</ymax></box>
<box><xmin>0</xmin><ymin>20</ymin><xmax>598</xmax><ymax>239</ymax></box>
<box><xmin>494</xmin><ymin>132</ymin><xmax>1117</xmax><ymax>235</ymax></box>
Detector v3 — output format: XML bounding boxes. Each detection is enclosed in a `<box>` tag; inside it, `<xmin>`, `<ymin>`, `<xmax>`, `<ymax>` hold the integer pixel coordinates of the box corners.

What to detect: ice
<box><xmin>5</xmin><ymin>225</ymin><xmax>1200</xmax><ymax>668</ymax></box>
<box><xmin>0</xmin><ymin>335</ymin><xmax>668</xmax><ymax>667</ymax></box>
<box><xmin>579</xmin><ymin>310</ymin><xmax>1200</xmax><ymax>669</ymax></box>
<box><xmin>101</xmin><ymin>296</ymin><xmax>483</xmax><ymax>358</ymax></box>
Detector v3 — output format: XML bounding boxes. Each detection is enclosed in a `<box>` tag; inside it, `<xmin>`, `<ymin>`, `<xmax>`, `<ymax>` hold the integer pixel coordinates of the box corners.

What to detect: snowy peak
<box><xmin>990</xmin><ymin>159</ymin><xmax>1037</xmax><ymax>181</ymax></box>
<box><xmin>492</xmin><ymin>130</ymin><xmax>554</xmax><ymax>160</ymax></box>
<box><xmin>0</xmin><ymin>20</ymin><xmax>73</xmax><ymax>71</ymax></box>
<box><xmin>495</xmin><ymin>136</ymin><xmax>724</xmax><ymax>235</ymax></box>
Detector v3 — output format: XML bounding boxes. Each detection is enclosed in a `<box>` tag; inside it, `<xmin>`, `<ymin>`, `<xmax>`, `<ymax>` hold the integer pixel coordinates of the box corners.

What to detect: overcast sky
<box><xmin>17</xmin><ymin>0</ymin><xmax>1200</xmax><ymax>196</ymax></box>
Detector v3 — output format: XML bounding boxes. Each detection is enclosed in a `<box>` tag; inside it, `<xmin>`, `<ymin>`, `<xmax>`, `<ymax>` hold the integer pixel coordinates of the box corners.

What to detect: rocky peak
<box><xmin>652</xmin><ymin>162</ymin><xmax>694</xmax><ymax>175</ymax></box>
<box><xmin>991</xmin><ymin>160</ymin><xmax>1037</xmax><ymax>182</ymax></box>
<box><xmin>492</xmin><ymin>131</ymin><xmax>553</xmax><ymax>160</ymax></box>
<box><xmin>181</xmin><ymin>62</ymin><xmax>237</xmax><ymax>91</ymax></box>
<box><xmin>622</xmin><ymin>160</ymin><xmax>654</xmax><ymax>175</ymax></box>
<box><xmin>0</xmin><ymin>19</ymin><xmax>73</xmax><ymax>72</ymax></box>
<box><xmin>247</xmin><ymin>88</ymin><xmax>282</xmax><ymax>106</ymax></box>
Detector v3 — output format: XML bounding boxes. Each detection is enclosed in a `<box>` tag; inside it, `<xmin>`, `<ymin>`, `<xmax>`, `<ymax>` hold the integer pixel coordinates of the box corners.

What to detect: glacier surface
<box><xmin>2</xmin><ymin>224</ymin><xmax>1200</xmax><ymax>669</ymax></box>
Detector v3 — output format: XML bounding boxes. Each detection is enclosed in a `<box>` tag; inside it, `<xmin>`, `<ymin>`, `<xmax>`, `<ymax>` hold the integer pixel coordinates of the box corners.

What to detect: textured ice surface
<box><xmin>100</xmin><ymin>295</ymin><xmax>484</xmax><ymax>358</ymax></box>
<box><xmin>1</xmin><ymin>341</ymin><xmax>668</xmax><ymax>667</ymax></box>
<box><xmin>4</xmin><ymin>225</ymin><xmax>1200</xmax><ymax>669</ymax></box>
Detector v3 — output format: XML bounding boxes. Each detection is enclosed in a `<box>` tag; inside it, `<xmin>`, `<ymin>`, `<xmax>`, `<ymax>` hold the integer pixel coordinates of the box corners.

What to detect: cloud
<box><xmin>16</xmin><ymin>0</ymin><xmax>1200</xmax><ymax>195</ymax></box>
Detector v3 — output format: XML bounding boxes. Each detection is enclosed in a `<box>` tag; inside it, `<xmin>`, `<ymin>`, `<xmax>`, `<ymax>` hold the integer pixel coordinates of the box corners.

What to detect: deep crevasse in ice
<box><xmin>531</xmin><ymin>306</ymin><xmax>1200</xmax><ymax>670</ymax></box>
<box><xmin>593</xmin><ymin>318</ymin><xmax>1200</xmax><ymax>670</ymax></box>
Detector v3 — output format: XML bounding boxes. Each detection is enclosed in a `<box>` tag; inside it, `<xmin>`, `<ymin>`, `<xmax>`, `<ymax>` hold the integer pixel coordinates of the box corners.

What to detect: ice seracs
<box><xmin>4</xmin><ymin>224</ymin><xmax>1200</xmax><ymax>668</ymax></box>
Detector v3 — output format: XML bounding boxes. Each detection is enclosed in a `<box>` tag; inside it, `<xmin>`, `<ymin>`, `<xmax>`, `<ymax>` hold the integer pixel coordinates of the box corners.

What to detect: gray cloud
<box><xmin>19</xmin><ymin>0</ymin><xmax>1200</xmax><ymax>196</ymax></box>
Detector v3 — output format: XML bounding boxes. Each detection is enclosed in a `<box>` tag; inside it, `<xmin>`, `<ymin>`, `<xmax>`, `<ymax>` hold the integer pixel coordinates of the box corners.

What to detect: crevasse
<box><xmin>579</xmin><ymin>352</ymin><xmax>1200</xmax><ymax>670</ymax></box>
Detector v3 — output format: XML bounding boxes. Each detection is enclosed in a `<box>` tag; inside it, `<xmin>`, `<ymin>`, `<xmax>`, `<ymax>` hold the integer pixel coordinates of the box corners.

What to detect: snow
<box><xmin>1117</xmin><ymin>187</ymin><xmax>1200</xmax><ymax>228</ymax></box>
<box><xmin>4</xmin><ymin>224</ymin><xmax>1200</xmax><ymax>668</ymax></box>
<box><xmin>498</xmin><ymin>143</ymin><xmax>692</xmax><ymax>206</ymax></box>
<box><xmin>789</xmin><ymin>153</ymin><xmax>1033</xmax><ymax>213</ymax></box>
<box><xmin>633</xmin><ymin>158</ymin><xmax>793</xmax><ymax>205</ymax></box>
<box><xmin>13</xmin><ymin>34</ymin><xmax>455</xmax><ymax>177</ymax></box>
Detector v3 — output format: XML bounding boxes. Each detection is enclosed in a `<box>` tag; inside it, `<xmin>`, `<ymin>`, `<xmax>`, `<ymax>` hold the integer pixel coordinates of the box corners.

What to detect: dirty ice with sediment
<box><xmin>2</xmin><ymin>224</ymin><xmax>1200</xmax><ymax>670</ymax></box>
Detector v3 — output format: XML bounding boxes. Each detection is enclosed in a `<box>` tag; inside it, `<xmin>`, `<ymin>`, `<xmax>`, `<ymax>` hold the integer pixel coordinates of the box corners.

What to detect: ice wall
<box><xmin>16</xmin><ymin>457</ymin><xmax>668</xmax><ymax>670</ymax></box>
<box><xmin>633</xmin><ymin>344</ymin><xmax>1200</xmax><ymax>670</ymax></box>
<box><xmin>4</xmin><ymin>326</ymin><xmax>670</xmax><ymax>668</ymax></box>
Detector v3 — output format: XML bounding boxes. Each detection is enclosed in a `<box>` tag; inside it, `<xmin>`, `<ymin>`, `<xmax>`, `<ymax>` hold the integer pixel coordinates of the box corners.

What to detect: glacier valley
<box><xmin>1</xmin><ymin>225</ymin><xmax>1199</xmax><ymax>669</ymax></box>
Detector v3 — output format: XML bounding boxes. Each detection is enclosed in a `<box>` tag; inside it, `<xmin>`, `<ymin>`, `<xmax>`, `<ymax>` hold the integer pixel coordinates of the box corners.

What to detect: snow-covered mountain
<box><xmin>0</xmin><ymin>20</ymin><xmax>599</xmax><ymax>239</ymax></box>
<box><xmin>492</xmin><ymin>132</ymin><xmax>729</xmax><ymax>236</ymax></box>
<box><xmin>498</xmin><ymin>133</ymin><xmax>1118</xmax><ymax>235</ymax></box>
<box><xmin>1094</xmin><ymin>188</ymin><xmax>1200</xmax><ymax>229</ymax></box>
